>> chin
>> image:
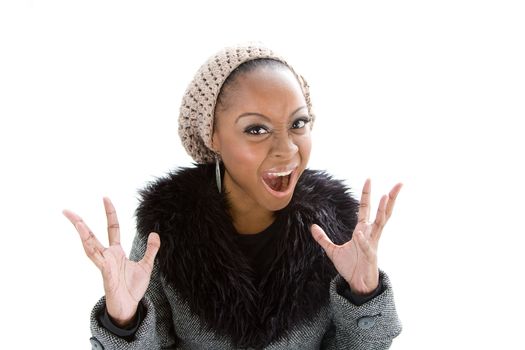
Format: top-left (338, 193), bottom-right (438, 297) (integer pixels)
top-left (262, 193), bottom-right (294, 212)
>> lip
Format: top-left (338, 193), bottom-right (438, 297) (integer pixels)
top-left (262, 163), bottom-right (299, 176)
top-left (261, 166), bottom-right (299, 199)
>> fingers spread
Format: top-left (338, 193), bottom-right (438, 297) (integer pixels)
top-left (358, 178), bottom-right (371, 224)
top-left (103, 197), bottom-right (121, 246)
top-left (140, 232), bottom-right (161, 271)
top-left (386, 182), bottom-right (403, 221)
top-left (310, 224), bottom-right (337, 260)
top-left (63, 210), bottom-right (105, 268)
top-left (371, 194), bottom-right (388, 242)
top-left (63, 210), bottom-right (103, 248)
top-left (63, 209), bottom-right (81, 227)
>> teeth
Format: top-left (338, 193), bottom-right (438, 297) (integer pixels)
top-left (267, 169), bottom-right (293, 177)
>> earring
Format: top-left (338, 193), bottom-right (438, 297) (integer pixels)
top-left (215, 154), bottom-right (222, 193)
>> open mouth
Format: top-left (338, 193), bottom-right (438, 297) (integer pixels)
top-left (262, 172), bottom-right (291, 192)
top-left (261, 168), bottom-right (296, 194)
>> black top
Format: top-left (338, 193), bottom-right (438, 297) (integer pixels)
top-left (232, 215), bottom-right (284, 284)
top-left (99, 217), bottom-right (384, 339)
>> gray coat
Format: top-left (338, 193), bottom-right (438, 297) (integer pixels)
top-left (88, 165), bottom-right (402, 349)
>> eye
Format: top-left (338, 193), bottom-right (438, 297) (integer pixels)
top-left (291, 117), bottom-right (311, 129)
top-left (244, 125), bottom-right (270, 135)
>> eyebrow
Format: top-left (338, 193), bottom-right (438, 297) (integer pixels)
top-left (235, 106), bottom-right (308, 124)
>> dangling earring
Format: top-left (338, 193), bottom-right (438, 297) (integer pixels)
top-left (215, 154), bottom-right (222, 193)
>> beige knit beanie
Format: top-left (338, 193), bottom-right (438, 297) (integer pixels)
top-left (178, 43), bottom-right (314, 164)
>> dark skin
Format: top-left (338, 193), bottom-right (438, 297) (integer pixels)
top-left (212, 65), bottom-right (312, 234)
top-left (62, 64), bottom-right (402, 328)
top-left (213, 65), bottom-right (403, 294)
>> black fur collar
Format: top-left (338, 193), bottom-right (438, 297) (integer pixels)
top-left (135, 164), bottom-right (358, 348)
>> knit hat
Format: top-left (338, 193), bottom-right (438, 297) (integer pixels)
top-left (178, 43), bottom-right (314, 164)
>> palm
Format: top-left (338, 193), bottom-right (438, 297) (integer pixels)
top-left (311, 179), bottom-right (402, 295)
top-left (326, 222), bottom-right (374, 292)
top-left (99, 245), bottom-right (152, 319)
top-left (63, 197), bottom-right (160, 326)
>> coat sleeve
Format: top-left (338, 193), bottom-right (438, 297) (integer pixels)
top-left (321, 270), bottom-right (402, 350)
top-left (88, 233), bottom-right (178, 350)
top-left (308, 172), bottom-right (402, 349)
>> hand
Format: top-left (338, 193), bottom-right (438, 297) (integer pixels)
top-left (63, 197), bottom-right (160, 327)
top-left (311, 179), bottom-right (402, 295)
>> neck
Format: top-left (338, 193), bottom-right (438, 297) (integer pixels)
top-left (223, 171), bottom-right (275, 234)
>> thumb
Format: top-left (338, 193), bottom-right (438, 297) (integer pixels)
top-left (140, 232), bottom-right (161, 270)
top-left (310, 224), bottom-right (336, 259)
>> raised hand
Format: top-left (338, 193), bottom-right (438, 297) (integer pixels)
top-left (63, 197), bottom-right (160, 327)
top-left (311, 179), bottom-right (402, 295)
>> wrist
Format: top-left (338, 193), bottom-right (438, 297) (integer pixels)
top-left (106, 301), bottom-right (139, 328)
top-left (348, 280), bottom-right (379, 296)
top-left (339, 274), bottom-right (384, 306)
top-left (345, 271), bottom-right (379, 295)
top-left (100, 302), bottom-right (144, 338)
top-left (108, 311), bottom-right (137, 329)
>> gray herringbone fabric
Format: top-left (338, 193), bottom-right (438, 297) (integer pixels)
top-left (89, 233), bottom-right (402, 349)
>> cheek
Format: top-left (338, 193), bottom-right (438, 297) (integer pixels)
top-left (221, 139), bottom-right (268, 174)
top-left (296, 132), bottom-right (312, 160)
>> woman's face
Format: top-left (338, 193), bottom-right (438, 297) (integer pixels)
top-left (212, 65), bottom-right (312, 213)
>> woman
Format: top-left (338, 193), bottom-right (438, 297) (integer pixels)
top-left (64, 43), bottom-right (402, 349)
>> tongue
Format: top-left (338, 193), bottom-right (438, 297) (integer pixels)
top-left (267, 176), bottom-right (283, 191)
top-left (265, 175), bottom-right (290, 192)
top-left (281, 174), bottom-right (290, 190)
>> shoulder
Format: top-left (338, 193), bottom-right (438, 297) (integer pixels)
top-left (134, 163), bottom-right (218, 237)
top-left (289, 169), bottom-right (360, 243)
top-left (137, 164), bottom-right (214, 201)
top-left (293, 168), bottom-right (359, 214)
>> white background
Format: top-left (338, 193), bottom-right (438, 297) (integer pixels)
top-left (1, 1), bottom-right (524, 348)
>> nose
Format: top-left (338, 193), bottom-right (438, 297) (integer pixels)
top-left (271, 132), bottom-right (298, 159)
